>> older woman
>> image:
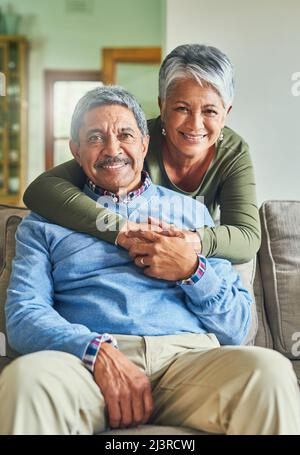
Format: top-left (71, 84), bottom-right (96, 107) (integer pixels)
top-left (23, 44), bottom-right (260, 263)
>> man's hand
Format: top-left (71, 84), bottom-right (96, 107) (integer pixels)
top-left (93, 343), bottom-right (153, 429)
top-left (127, 230), bottom-right (199, 281)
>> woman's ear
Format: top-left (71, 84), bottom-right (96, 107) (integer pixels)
top-left (69, 140), bottom-right (81, 166)
top-left (221, 105), bottom-right (232, 128)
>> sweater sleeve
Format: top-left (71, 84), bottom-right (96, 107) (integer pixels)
top-left (201, 143), bottom-right (261, 264)
top-left (5, 216), bottom-right (101, 359)
top-left (180, 257), bottom-right (252, 345)
top-left (23, 160), bottom-right (126, 244)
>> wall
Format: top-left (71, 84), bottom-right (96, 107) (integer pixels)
top-left (0, 0), bottom-right (164, 183)
top-left (166, 0), bottom-right (300, 204)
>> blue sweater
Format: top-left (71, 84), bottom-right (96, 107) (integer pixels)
top-left (6, 182), bottom-right (252, 360)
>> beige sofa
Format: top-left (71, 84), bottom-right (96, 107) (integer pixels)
top-left (0, 200), bottom-right (299, 435)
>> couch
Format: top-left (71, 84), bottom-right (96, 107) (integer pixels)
top-left (0, 200), bottom-right (299, 435)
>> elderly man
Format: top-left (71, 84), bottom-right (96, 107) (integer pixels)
top-left (1, 87), bottom-right (299, 435)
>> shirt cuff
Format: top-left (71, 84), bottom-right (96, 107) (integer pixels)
top-left (83, 333), bottom-right (118, 373)
top-left (177, 255), bottom-right (207, 285)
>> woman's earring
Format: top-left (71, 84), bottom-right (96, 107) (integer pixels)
top-left (219, 130), bottom-right (224, 142)
top-left (162, 127), bottom-right (166, 136)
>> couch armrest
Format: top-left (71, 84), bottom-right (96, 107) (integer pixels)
top-left (258, 200), bottom-right (300, 359)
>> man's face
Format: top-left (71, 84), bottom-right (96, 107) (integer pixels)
top-left (70, 104), bottom-right (149, 194)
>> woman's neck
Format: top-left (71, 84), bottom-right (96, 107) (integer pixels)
top-left (162, 138), bottom-right (215, 169)
top-left (162, 139), bottom-right (215, 191)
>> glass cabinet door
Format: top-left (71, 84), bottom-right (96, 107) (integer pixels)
top-left (0, 132), bottom-right (4, 193)
top-left (0, 37), bottom-right (27, 204)
top-left (7, 41), bottom-right (21, 194)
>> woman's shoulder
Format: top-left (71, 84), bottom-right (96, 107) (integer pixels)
top-left (216, 127), bottom-right (253, 179)
top-left (221, 126), bottom-right (249, 154)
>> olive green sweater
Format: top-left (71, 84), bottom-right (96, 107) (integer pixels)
top-left (23, 117), bottom-right (261, 263)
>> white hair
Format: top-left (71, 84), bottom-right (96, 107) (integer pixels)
top-left (159, 44), bottom-right (235, 108)
top-left (70, 85), bottom-right (148, 145)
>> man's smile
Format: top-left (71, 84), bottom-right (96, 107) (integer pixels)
top-left (99, 163), bottom-right (129, 170)
top-left (94, 157), bottom-right (132, 171)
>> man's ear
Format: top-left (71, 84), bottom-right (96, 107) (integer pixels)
top-left (69, 140), bottom-right (81, 166)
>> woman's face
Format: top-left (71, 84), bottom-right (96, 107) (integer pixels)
top-left (160, 78), bottom-right (230, 158)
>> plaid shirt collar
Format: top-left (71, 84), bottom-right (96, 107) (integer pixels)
top-left (87, 171), bottom-right (151, 203)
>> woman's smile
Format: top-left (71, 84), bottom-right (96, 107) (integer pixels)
top-left (179, 131), bottom-right (208, 144)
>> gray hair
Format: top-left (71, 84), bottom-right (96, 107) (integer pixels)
top-left (70, 85), bottom-right (148, 145)
top-left (159, 44), bottom-right (235, 108)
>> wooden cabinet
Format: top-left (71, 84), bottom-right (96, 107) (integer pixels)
top-left (0, 36), bottom-right (27, 205)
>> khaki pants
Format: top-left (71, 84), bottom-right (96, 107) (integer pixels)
top-left (0, 333), bottom-right (299, 435)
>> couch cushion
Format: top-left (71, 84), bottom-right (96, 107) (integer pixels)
top-left (253, 259), bottom-right (273, 348)
top-left (0, 205), bottom-right (29, 360)
top-left (233, 259), bottom-right (258, 345)
top-left (258, 201), bottom-right (300, 360)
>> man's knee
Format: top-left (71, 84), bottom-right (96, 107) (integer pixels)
top-left (2, 354), bottom-right (38, 395)
top-left (0, 351), bottom-right (94, 434)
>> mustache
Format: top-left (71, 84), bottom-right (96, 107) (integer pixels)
top-left (94, 156), bottom-right (133, 169)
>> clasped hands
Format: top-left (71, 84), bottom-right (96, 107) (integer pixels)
top-left (117, 217), bottom-right (202, 281)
